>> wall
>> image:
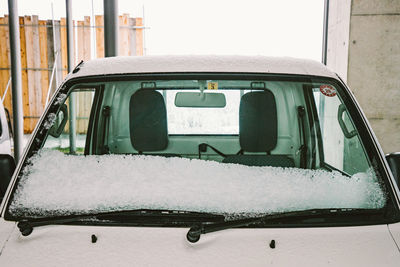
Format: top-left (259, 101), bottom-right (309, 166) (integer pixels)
top-left (327, 0), bottom-right (400, 153)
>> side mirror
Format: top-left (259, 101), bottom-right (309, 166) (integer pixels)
top-left (49, 104), bottom-right (68, 138)
top-left (4, 108), bottom-right (13, 138)
top-left (386, 152), bottom-right (400, 187)
top-left (0, 154), bottom-right (16, 199)
top-left (337, 104), bottom-right (357, 138)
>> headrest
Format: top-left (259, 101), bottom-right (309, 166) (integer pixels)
top-left (129, 90), bottom-right (168, 151)
top-left (239, 90), bottom-right (277, 152)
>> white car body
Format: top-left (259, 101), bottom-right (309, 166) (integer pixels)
top-left (0, 56), bottom-right (399, 266)
top-left (0, 218), bottom-right (399, 266)
top-left (0, 99), bottom-right (11, 156)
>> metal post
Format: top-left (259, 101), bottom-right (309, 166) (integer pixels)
top-left (66, 0), bottom-right (76, 154)
top-left (322, 0), bottom-right (329, 65)
top-left (103, 0), bottom-right (119, 57)
top-left (7, 0), bottom-right (24, 162)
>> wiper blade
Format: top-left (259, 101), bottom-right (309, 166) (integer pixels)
top-left (17, 209), bottom-right (224, 236)
top-left (322, 162), bottom-right (351, 177)
top-left (186, 208), bottom-right (381, 243)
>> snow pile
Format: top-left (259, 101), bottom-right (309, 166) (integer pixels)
top-left (70, 55), bottom-right (337, 79)
top-left (10, 150), bottom-right (386, 217)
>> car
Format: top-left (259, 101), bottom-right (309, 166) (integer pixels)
top-left (0, 98), bottom-right (14, 200)
top-left (0, 55), bottom-right (399, 266)
top-left (0, 98), bottom-right (12, 156)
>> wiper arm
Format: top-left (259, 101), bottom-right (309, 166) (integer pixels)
top-left (17, 209), bottom-right (225, 236)
top-left (322, 162), bottom-right (351, 177)
top-left (186, 208), bottom-right (380, 243)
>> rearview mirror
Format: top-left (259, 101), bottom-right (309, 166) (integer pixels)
top-left (0, 154), bottom-right (16, 199)
top-left (175, 92), bottom-right (226, 108)
top-left (386, 152), bottom-right (400, 187)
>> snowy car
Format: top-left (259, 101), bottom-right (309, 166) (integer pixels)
top-left (0, 55), bottom-right (399, 266)
top-left (0, 99), bottom-right (11, 156)
top-left (0, 98), bottom-right (13, 200)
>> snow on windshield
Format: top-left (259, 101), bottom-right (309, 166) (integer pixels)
top-left (9, 150), bottom-right (386, 217)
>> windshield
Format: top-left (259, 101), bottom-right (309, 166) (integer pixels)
top-left (7, 75), bottom-right (388, 222)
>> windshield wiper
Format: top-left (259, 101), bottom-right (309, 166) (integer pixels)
top-left (17, 209), bottom-right (225, 236)
top-left (186, 208), bottom-right (381, 243)
top-left (322, 162), bottom-right (350, 177)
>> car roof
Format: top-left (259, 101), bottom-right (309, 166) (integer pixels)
top-left (65, 55), bottom-right (338, 81)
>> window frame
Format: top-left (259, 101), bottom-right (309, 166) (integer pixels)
top-left (3, 72), bottom-right (399, 222)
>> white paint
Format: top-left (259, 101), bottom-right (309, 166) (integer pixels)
top-left (0, 99), bottom-right (11, 156)
top-left (67, 55), bottom-right (338, 81)
top-left (388, 222), bottom-right (400, 250)
top-left (0, 220), bottom-right (398, 266)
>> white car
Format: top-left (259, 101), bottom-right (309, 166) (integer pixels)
top-left (0, 55), bottom-right (399, 266)
top-left (0, 99), bottom-right (11, 156)
top-left (0, 98), bottom-right (13, 200)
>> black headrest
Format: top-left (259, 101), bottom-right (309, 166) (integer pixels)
top-left (239, 90), bottom-right (277, 152)
top-left (129, 90), bottom-right (168, 151)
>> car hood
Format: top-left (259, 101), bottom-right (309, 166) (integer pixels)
top-left (0, 220), bottom-right (399, 266)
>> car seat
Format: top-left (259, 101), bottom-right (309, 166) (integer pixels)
top-left (129, 89), bottom-right (169, 153)
top-left (222, 90), bottom-right (294, 167)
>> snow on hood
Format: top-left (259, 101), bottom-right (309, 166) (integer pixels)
top-left (9, 150), bottom-right (385, 217)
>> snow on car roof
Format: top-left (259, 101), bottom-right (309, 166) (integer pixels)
top-left (66, 55), bottom-right (338, 80)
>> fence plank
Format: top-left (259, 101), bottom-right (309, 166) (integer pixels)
top-left (75, 17), bottom-right (92, 134)
top-left (20, 16), bottom-right (30, 133)
top-left (24, 15), bottom-right (42, 132)
top-left (77, 21), bottom-right (84, 62)
top-left (0, 18), bottom-right (6, 95)
top-left (134, 18), bottom-right (144, 56)
top-left (39, 20), bottom-right (49, 108)
top-left (83, 17), bottom-right (92, 133)
top-left (46, 19), bottom-right (55, 105)
top-left (76, 20), bottom-right (84, 132)
top-left (83, 16), bottom-right (91, 60)
top-left (95, 15), bottom-right (104, 58)
top-left (73, 20), bottom-right (77, 65)
top-left (2, 16), bottom-right (12, 114)
top-left (60, 18), bottom-right (68, 79)
top-left (3, 16), bottom-right (12, 115)
top-left (53, 20), bottom-right (63, 90)
top-left (128, 17), bottom-right (136, 56)
top-left (19, 17), bottom-right (29, 132)
top-left (24, 16), bottom-right (34, 131)
top-left (119, 14), bottom-right (129, 56)
top-left (32, 16), bottom-right (42, 127)
top-left (0, 17), bottom-right (11, 115)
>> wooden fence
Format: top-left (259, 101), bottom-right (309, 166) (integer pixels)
top-left (0, 14), bottom-right (144, 133)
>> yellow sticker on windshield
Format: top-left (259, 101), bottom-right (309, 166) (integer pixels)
top-left (207, 82), bottom-right (218, 90)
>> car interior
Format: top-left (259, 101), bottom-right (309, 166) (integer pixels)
top-left (42, 77), bottom-right (370, 175)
